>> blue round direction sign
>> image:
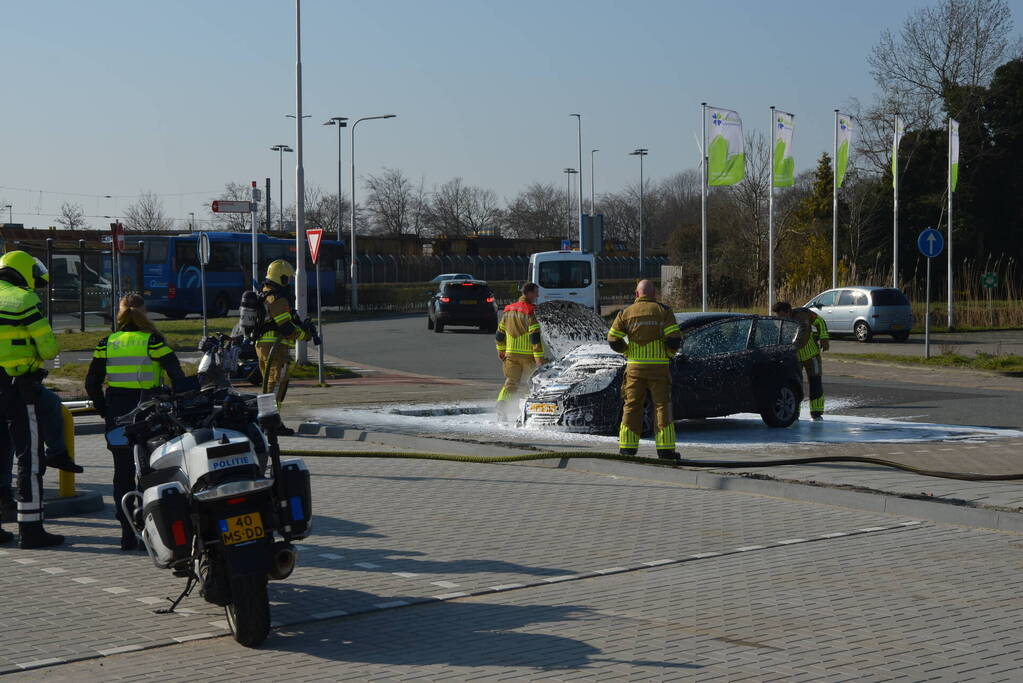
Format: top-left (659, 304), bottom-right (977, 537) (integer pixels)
top-left (917, 228), bottom-right (944, 258)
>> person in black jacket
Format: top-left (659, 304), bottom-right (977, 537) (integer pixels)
top-left (85, 294), bottom-right (186, 550)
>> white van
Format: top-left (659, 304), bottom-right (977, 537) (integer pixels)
top-left (528, 251), bottom-right (598, 311)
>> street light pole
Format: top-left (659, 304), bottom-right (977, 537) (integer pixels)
top-left (269, 145), bottom-right (293, 230)
top-left (188, 212), bottom-right (194, 233)
top-left (294, 0), bottom-right (308, 364)
top-left (630, 149), bottom-right (648, 277)
top-left (349, 114), bottom-right (397, 312)
top-left (562, 168), bottom-right (577, 243)
top-left (2, 204), bottom-right (11, 223)
top-left (590, 149), bottom-right (599, 214)
top-left (324, 117), bottom-right (349, 243)
top-left (570, 114), bottom-right (583, 243)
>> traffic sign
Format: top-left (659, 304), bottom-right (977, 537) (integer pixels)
top-left (560, 239), bottom-right (572, 251)
top-left (307, 228), bottom-right (323, 264)
top-left (981, 272), bottom-right (998, 289)
top-left (211, 200), bottom-right (252, 213)
top-left (917, 228), bottom-right (944, 258)
top-left (198, 232), bottom-right (211, 266)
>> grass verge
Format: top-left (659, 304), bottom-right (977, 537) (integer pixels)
top-left (831, 351), bottom-right (1023, 375)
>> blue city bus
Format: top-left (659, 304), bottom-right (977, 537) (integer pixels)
top-left (133, 232), bottom-right (345, 318)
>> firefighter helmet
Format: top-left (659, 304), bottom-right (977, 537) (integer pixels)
top-left (265, 259), bottom-right (295, 287)
top-left (0, 250), bottom-right (49, 289)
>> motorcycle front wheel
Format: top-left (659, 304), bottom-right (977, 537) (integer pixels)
top-left (225, 573), bottom-right (270, 647)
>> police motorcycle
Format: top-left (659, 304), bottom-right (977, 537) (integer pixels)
top-left (117, 335), bottom-right (312, 648)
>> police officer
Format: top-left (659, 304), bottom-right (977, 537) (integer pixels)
top-left (607, 280), bottom-right (682, 459)
top-left (85, 294), bottom-right (185, 550)
top-left (772, 301), bottom-right (829, 420)
top-left (255, 260), bottom-right (311, 436)
top-left (0, 250), bottom-right (67, 547)
top-left (495, 283), bottom-right (544, 420)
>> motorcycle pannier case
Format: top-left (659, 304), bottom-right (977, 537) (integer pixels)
top-left (141, 482), bottom-right (194, 568)
top-left (277, 458), bottom-right (312, 540)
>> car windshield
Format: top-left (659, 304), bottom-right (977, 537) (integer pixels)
top-left (871, 289), bottom-right (910, 306)
top-left (538, 260), bottom-right (592, 289)
top-left (682, 318), bottom-right (753, 357)
top-left (442, 283), bottom-right (490, 300)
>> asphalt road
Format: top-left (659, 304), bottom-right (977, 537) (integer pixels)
top-left (323, 313), bottom-right (1023, 429)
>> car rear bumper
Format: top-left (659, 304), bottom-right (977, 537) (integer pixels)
top-left (436, 310), bottom-right (497, 325)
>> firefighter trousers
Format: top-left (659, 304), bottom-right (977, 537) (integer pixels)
top-left (619, 366), bottom-right (675, 454)
top-left (256, 342), bottom-right (292, 405)
top-left (496, 354), bottom-right (535, 410)
top-left (801, 355), bottom-right (824, 414)
top-left (1, 379), bottom-right (48, 524)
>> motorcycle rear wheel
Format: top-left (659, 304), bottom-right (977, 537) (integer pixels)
top-left (225, 573), bottom-right (271, 647)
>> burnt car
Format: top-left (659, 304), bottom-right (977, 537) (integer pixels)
top-left (427, 279), bottom-right (498, 333)
top-left (523, 304), bottom-right (804, 434)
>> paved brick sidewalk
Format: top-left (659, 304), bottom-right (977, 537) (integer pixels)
top-left (12, 508), bottom-right (1023, 680)
top-left (1, 432), bottom-right (923, 675)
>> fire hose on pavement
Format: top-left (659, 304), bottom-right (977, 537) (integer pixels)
top-left (277, 448), bottom-right (1023, 483)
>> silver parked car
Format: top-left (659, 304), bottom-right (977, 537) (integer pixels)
top-left (804, 287), bottom-right (913, 342)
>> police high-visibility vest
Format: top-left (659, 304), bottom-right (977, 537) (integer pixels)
top-left (95, 331), bottom-right (173, 389)
top-left (0, 280), bottom-right (59, 377)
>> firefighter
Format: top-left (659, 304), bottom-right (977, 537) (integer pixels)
top-left (607, 280), bottom-right (682, 459)
top-left (772, 301), bottom-right (829, 420)
top-left (0, 250), bottom-right (69, 547)
top-left (255, 260), bottom-right (312, 436)
top-left (85, 294), bottom-right (186, 550)
top-left (495, 282), bottom-right (544, 420)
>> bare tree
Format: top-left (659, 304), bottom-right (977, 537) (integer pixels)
top-left (505, 182), bottom-right (565, 239)
top-left (56, 201), bottom-right (88, 230)
top-left (123, 191), bottom-right (172, 232)
top-left (461, 186), bottom-right (502, 236)
top-left (869, 0), bottom-right (1021, 127)
top-left (364, 168), bottom-right (413, 237)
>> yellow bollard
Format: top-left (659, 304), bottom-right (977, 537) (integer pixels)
top-left (58, 405), bottom-right (76, 498)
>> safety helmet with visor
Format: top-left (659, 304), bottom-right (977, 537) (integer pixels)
top-left (0, 250), bottom-right (49, 290)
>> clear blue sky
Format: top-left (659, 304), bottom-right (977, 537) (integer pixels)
top-left (2, 0), bottom-right (1016, 229)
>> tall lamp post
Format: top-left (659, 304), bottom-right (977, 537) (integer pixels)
top-left (2, 204), bottom-right (11, 223)
top-left (570, 114), bottom-right (583, 241)
top-left (349, 114), bottom-right (397, 312)
top-left (589, 149), bottom-right (599, 214)
top-left (562, 168), bottom-right (578, 242)
top-left (269, 144), bottom-right (293, 230)
top-left (323, 116), bottom-right (349, 242)
top-left (630, 148), bottom-right (648, 277)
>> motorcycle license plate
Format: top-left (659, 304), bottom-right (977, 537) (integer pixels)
top-left (528, 402), bottom-right (559, 414)
top-left (220, 512), bottom-right (265, 546)
top-left (461, 299), bottom-right (477, 305)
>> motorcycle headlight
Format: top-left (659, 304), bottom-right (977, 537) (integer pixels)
top-left (256, 393), bottom-right (278, 419)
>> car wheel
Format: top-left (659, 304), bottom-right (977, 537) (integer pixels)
top-left (759, 382), bottom-right (799, 428)
top-left (892, 331), bottom-right (910, 342)
top-left (854, 321), bottom-right (873, 343)
top-left (427, 315), bottom-right (434, 330)
top-left (434, 321), bottom-right (444, 333)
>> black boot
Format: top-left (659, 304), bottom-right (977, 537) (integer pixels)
top-left (657, 450), bottom-right (682, 461)
top-left (275, 424), bottom-right (295, 437)
top-left (0, 495), bottom-right (14, 523)
top-left (18, 522), bottom-right (64, 549)
top-left (120, 527), bottom-right (138, 551)
top-left (45, 451), bottom-right (84, 474)
top-left (619, 448), bottom-right (637, 456)
top-left (0, 526), bottom-right (13, 545)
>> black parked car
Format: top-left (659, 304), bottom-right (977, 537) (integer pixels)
top-left (523, 306), bottom-right (804, 434)
top-left (427, 279), bottom-right (498, 333)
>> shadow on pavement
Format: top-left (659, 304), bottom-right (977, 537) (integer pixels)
top-left (266, 590), bottom-right (703, 673)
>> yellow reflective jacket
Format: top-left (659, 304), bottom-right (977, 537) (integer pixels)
top-left (495, 297), bottom-right (543, 359)
top-left (607, 297), bottom-right (681, 366)
top-left (791, 308), bottom-right (829, 362)
top-left (0, 280), bottom-right (58, 376)
top-left (257, 282), bottom-right (310, 349)
top-left (93, 330), bottom-right (175, 389)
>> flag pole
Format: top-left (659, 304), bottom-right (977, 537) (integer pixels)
top-left (768, 106), bottom-right (775, 314)
top-left (832, 109), bottom-right (839, 290)
top-left (893, 113), bottom-right (900, 289)
top-left (701, 102), bottom-right (708, 312)
top-left (947, 118), bottom-right (954, 330)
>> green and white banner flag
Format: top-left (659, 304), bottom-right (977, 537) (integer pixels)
top-left (772, 110), bottom-right (795, 188)
top-left (835, 114), bottom-right (853, 189)
top-left (706, 107), bottom-right (745, 186)
top-left (949, 118), bottom-right (960, 193)
top-left (891, 115), bottom-right (904, 188)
